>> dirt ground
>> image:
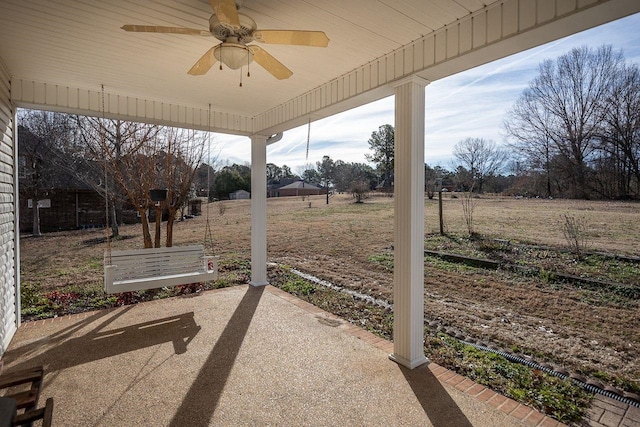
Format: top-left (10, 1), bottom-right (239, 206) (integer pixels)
top-left (19, 193), bottom-right (640, 390)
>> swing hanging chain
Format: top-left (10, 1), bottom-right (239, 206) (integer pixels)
top-left (203, 104), bottom-right (215, 254)
top-left (101, 84), bottom-right (112, 265)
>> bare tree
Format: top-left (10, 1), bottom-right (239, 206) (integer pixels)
top-left (504, 45), bottom-right (624, 198)
top-left (162, 127), bottom-right (205, 247)
top-left (598, 62), bottom-right (640, 198)
top-left (452, 138), bottom-right (509, 193)
top-left (73, 117), bottom-right (160, 246)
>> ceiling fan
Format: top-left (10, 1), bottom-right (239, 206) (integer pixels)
top-left (121, 0), bottom-right (329, 82)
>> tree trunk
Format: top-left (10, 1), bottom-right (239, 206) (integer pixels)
top-left (139, 208), bottom-right (153, 248)
top-left (154, 206), bottom-right (162, 248)
top-left (110, 200), bottom-right (119, 238)
top-left (32, 201), bottom-right (41, 237)
top-left (165, 210), bottom-right (176, 247)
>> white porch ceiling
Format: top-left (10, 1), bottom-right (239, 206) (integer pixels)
top-left (1, 0), bottom-right (639, 136)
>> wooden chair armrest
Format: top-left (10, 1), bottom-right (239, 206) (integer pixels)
top-left (0, 367), bottom-right (43, 390)
top-left (12, 397), bottom-right (53, 427)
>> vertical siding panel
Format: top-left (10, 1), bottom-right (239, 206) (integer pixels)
top-left (57, 85), bottom-right (68, 109)
top-left (519, 0), bottom-right (537, 30)
top-left (69, 87), bottom-right (79, 109)
top-left (370, 62), bottom-right (379, 88)
top-left (45, 84), bottom-right (56, 106)
top-left (557, 0), bottom-right (577, 16)
top-left (434, 31), bottom-right (446, 63)
top-left (446, 26), bottom-right (459, 59)
top-left (89, 89), bottom-right (100, 112)
top-left (394, 51), bottom-right (404, 80)
top-left (22, 81), bottom-right (34, 104)
top-left (0, 59), bottom-right (17, 356)
top-left (350, 71), bottom-right (357, 97)
top-left (387, 54), bottom-right (395, 82)
top-left (459, 19), bottom-right (472, 54)
top-left (487, 5), bottom-right (502, 43)
top-left (502, 1), bottom-right (518, 37)
top-left (33, 82), bottom-right (45, 104)
top-left (413, 40), bottom-right (424, 71)
top-left (423, 35), bottom-right (435, 67)
top-left (472, 13), bottom-right (487, 49)
top-left (363, 64), bottom-right (371, 92)
top-left (377, 59), bottom-right (386, 86)
top-left (537, 0), bottom-right (557, 23)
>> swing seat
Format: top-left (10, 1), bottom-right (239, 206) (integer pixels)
top-left (104, 245), bottom-right (217, 294)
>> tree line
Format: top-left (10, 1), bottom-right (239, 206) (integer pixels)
top-left (504, 45), bottom-right (640, 199)
top-left (373, 44), bottom-right (640, 200)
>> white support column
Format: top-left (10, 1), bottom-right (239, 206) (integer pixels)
top-left (250, 134), bottom-right (268, 286)
top-left (389, 76), bottom-right (429, 369)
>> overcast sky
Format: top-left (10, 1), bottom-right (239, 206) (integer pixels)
top-left (211, 12), bottom-right (640, 173)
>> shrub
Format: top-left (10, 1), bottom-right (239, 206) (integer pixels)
top-left (560, 213), bottom-right (589, 258)
top-left (350, 181), bottom-right (370, 203)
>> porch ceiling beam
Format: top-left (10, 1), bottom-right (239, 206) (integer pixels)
top-left (10, 79), bottom-right (254, 136)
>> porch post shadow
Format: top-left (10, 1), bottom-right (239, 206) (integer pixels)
top-left (400, 364), bottom-right (473, 427)
top-left (169, 285), bottom-right (264, 427)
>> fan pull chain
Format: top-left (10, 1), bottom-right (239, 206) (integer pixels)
top-left (240, 69), bottom-right (243, 87)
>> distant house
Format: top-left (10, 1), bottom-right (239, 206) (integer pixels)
top-left (229, 189), bottom-right (250, 200)
top-left (267, 177), bottom-right (297, 197)
top-left (271, 180), bottom-right (326, 197)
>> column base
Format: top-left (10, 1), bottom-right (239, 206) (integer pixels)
top-left (250, 281), bottom-right (268, 287)
top-left (389, 353), bottom-right (429, 369)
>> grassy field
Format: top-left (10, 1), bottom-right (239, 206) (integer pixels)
top-left (19, 193), bottom-right (640, 400)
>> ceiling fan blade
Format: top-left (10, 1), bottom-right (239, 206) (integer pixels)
top-left (209, 0), bottom-right (241, 30)
top-left (121, 25), bottom-right (210, 36)
top-left (188, 47), bottom-right (218, 75)
top-left (253, 30), bottom-right (329, 47)
top-left (249, 46), bottom-right (293, 80)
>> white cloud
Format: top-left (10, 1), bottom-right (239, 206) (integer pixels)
top-left (213, 12), bottom-right (640, 171)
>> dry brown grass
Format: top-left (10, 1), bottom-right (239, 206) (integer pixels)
top-left (19, 193), bottom-right (640, 389)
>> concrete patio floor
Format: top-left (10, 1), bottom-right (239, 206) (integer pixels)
top-left (2, 285), bottom-right (563, 426)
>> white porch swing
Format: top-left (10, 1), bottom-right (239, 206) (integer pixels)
top-left (102, 94), bottom-right (218, 294)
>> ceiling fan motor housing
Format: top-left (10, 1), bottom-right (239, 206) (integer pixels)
top-left (209, 13), bottom-right (256, 43)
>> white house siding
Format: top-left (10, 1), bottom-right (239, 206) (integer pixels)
top-left (0, 59), bottom-right (17, 356)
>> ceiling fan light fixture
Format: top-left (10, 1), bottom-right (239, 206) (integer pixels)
top-left (214, 43), bottom-right (254, 70)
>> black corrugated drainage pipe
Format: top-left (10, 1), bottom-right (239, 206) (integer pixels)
top-left (284, 265), bottom-right (640, 408)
